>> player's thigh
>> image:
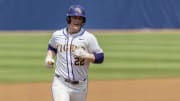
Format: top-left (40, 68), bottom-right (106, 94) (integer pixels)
top-left (52, 77), bottom-right (70, 101)
top-left (70, 89), bottom-right (87, 101)
top-left (52, 90), bottom-right (70, 101)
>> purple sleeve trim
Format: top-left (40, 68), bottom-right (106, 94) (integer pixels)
top-left (93, 53), bottom-right (104, 64)
top-left (48, 44), bottom-right (57, 54)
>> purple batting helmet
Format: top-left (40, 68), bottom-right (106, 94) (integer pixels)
top-left (66, 4), bottom-right (86, 24)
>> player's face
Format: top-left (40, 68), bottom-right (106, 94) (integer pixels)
top-left (68, 16), bottom-right (84, 34)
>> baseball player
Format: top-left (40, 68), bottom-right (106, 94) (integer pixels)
top-left (45, 4), bottom-right (104, 101)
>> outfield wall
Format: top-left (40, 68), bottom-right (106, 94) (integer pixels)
top-left (0, 0), bottom-right (180, 30)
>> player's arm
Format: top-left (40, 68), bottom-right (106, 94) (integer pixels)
top-left (88, 34), bottom-right (104, 64)
top-left (86, 53), bottom-right (95, 63)
top-left (80, 51), bottom-right (104, 63)
top-left (73, 35), bottom-right (104, 63)
top-left (47, 44), bottom-right (57, 57)
top-left (45, 44), bottom-right (57, 69)
top-left (73, 47), bottom-right (104, 63)
top-left (45, 31), bottom-right (58, 68)
top-left (92, 52), bottom-right (104, 64)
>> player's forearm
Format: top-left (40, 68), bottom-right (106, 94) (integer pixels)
top-left (47, 44), bottom-right (57, 58)
top-left (46, 50), bottom-right (56, 58)
top-left (87, 54), bottom-right (95, 63)
top-left (45, 50), bottom-right (56, 69)
top-left (87, 53), bottom-right (104, 63)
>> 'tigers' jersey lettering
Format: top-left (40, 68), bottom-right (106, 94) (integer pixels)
top-left (57, 43), bottom-right (85, 53)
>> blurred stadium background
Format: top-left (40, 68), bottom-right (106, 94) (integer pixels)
top-left (0, 0), bottom-right (180, 83)
top-left (1, 0), bottom-right (180, 30)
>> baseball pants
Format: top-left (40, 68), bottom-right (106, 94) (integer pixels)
top-left (52, 75), bottom-right (88, 101)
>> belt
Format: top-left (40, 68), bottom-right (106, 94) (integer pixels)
top-left (55, 74), bottom-right (79, 85)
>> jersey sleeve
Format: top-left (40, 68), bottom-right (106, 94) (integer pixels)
top-left (88, 34), bottom-right (104, 63)
top-left (47, 31), bottom-right (59, 53)
top-left (88, 34), bottom-right (103, 54)
top-left (49, 31), bottom-right (58, 49)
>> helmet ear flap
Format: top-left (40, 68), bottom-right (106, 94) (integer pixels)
top-left (83, 17), bottom-right (86, 24)
top-left (66, 16), bottom-right (71, 24)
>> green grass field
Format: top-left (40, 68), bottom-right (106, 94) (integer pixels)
top-left (0, 31), bottom-right (180, 83)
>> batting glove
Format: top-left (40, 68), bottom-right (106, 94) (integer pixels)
top-left (45, 56), bottom-right (55, 69)
top-left (73, 47), bottom-right (90, 59)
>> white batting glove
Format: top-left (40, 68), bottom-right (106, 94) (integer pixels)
top-left (73, 47), bottom-right (90, 59)
top-left (45, 56), bottom-right (55, 69)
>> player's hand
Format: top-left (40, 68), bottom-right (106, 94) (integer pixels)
top-left (45, 56), bottom-right (55, 69)
top-left (73, 47), bottom-right (90, 59)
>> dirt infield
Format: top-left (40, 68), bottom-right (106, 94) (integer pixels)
top-left (1, 78), bottom-right (180, 101)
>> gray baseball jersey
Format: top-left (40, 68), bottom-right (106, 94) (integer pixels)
top-left (49, 28), bottom-right (103, 81)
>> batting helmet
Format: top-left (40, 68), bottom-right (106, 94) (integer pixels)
top-left (66, 4), bottom-right (86, 24)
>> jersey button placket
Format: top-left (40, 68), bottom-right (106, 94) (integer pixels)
top-left (67, 37), bottom-right (75, 81)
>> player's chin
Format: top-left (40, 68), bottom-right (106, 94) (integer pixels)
top-left (73, 26), bottom-right (81, 31)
